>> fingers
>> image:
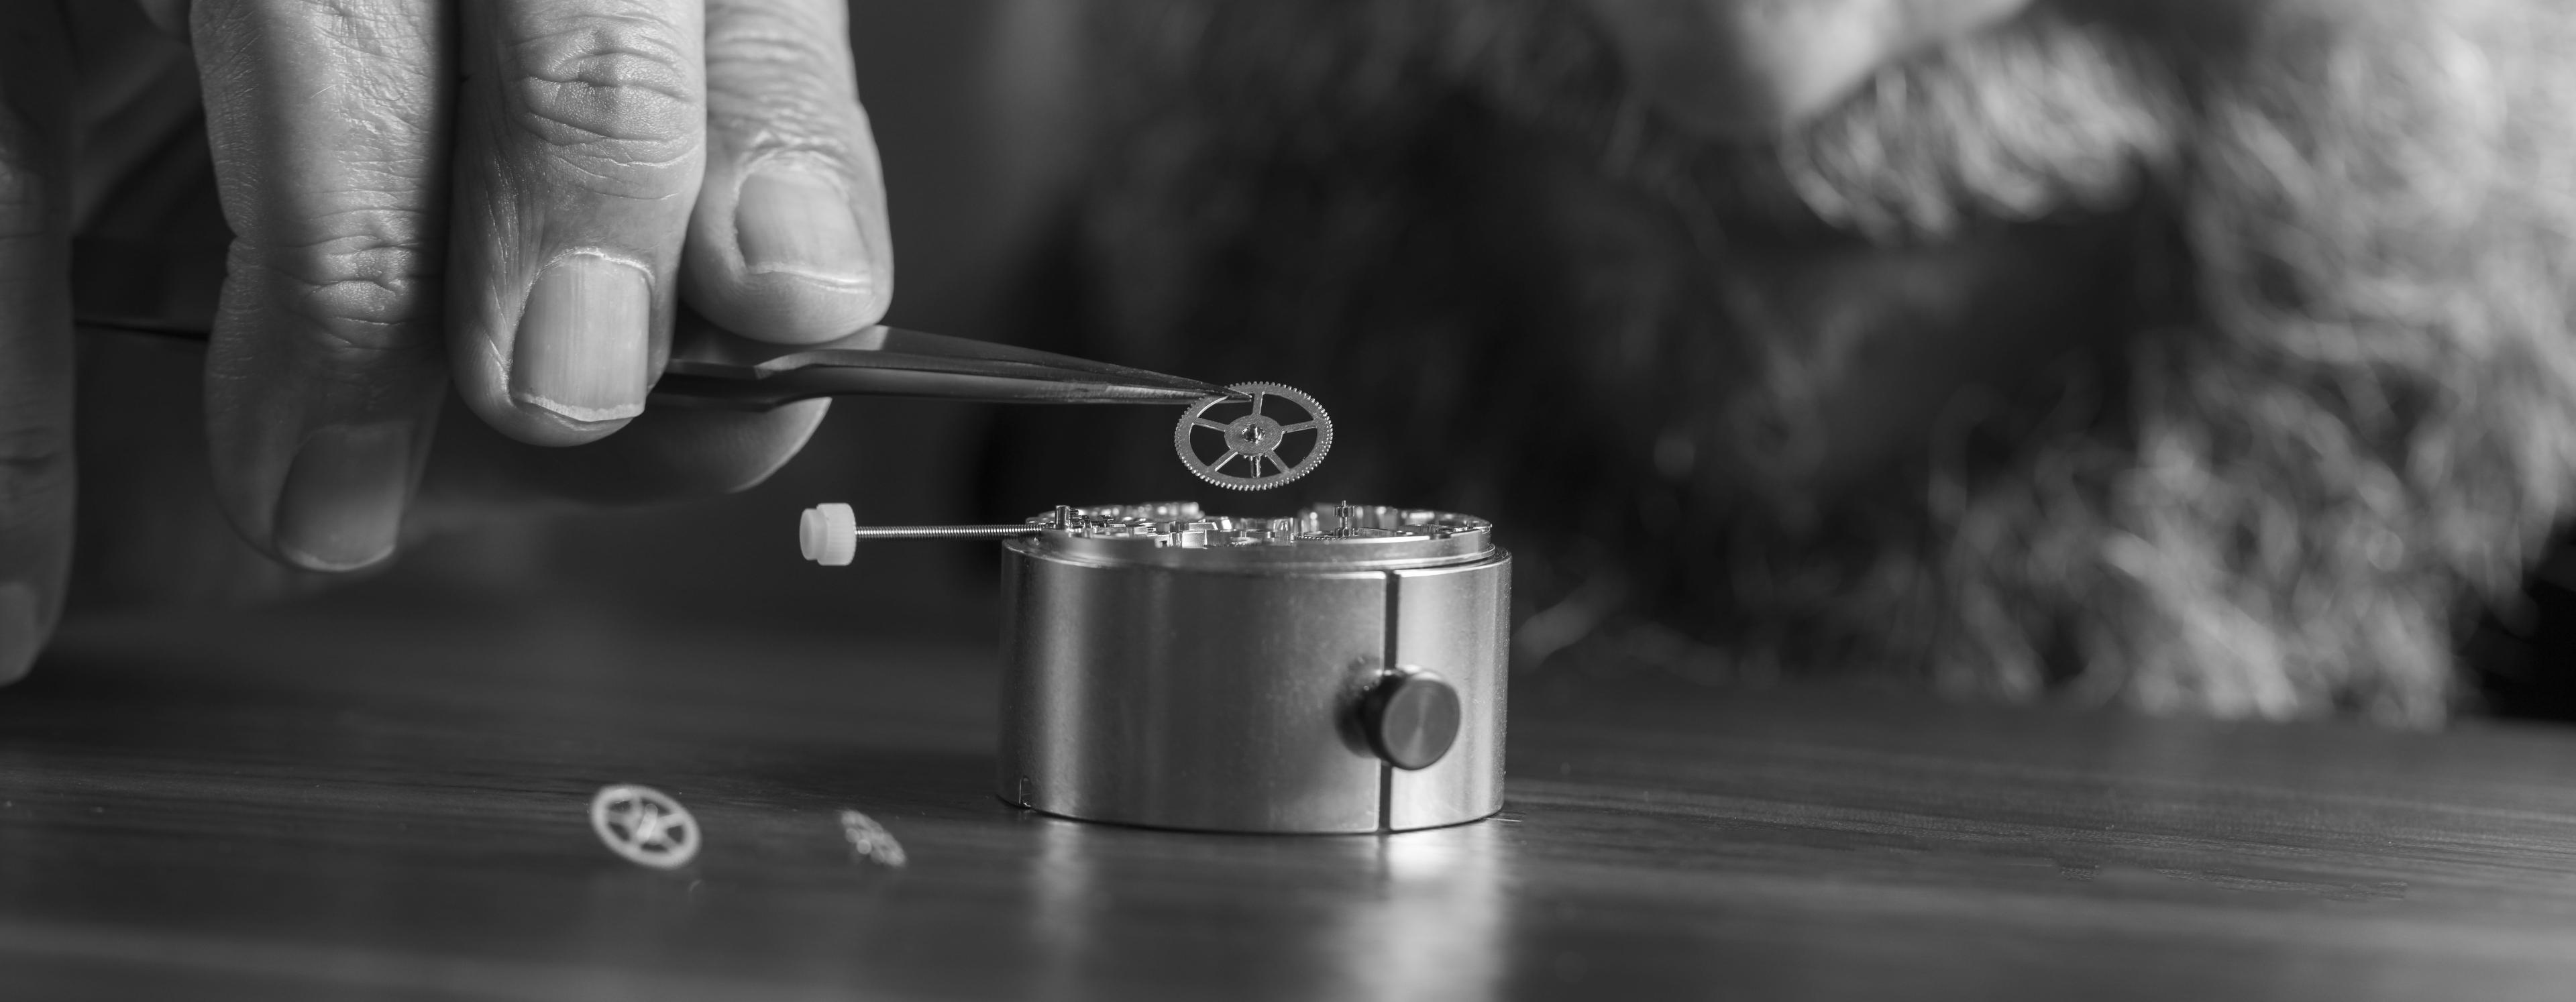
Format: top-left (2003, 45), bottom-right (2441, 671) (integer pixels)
top-left (0, 3), bottom-right (75, 681)
top-left (449, 0), bottom-right (708, 447)
top-left (420, 398), bottom-right (828, 509)
top-left (680, 0), bottom-right (891, 343)
top-left (193, 0), bottom-right (452, 571)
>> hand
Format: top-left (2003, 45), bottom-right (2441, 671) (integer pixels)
top-left (0, 0), bottom-right (895, 679)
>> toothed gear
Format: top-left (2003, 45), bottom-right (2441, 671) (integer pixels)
top-left (1173, 382), bottom-right (1334, 491)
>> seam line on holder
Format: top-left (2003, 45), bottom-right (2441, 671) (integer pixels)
top-left (1378, 569), bottom-right (1399, 833)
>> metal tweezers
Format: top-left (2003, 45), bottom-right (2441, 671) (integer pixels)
top-left (68, 237), bottom-right (1235, 410)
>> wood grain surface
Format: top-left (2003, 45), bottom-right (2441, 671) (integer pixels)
top-left (7, 604), bottom-right (2576, 1000)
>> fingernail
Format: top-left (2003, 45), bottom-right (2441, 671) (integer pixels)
top-left (736, 169), bottom-right (875, 291)
top-left (514, 254), bottom-right (653, 424)
top-left (274, 421), bottom-right (415, 572)
top-left (0, 581), bottom-right (44, 682)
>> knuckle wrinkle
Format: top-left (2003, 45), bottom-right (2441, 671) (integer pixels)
top-left (510, 19), bottom-right (704, 170)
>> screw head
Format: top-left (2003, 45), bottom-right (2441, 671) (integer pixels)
top-left (1360, 669), bottom-right (1463, 771)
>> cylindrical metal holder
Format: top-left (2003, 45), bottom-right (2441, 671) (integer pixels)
top-left (1000, 502), bottom-right (1510, 834)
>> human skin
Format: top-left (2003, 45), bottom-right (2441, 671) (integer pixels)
top-left (0, 0), bottom-right (896, 679)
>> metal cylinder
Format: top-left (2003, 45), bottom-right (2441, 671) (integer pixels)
top-left (998, 502), bottom-right (1510, 834)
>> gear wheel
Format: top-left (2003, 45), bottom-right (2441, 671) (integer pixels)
top-left (1173, 382), bottom-right (1334, 490)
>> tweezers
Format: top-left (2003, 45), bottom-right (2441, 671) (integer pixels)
top-left (68, 237), bottom-right (1234, 410)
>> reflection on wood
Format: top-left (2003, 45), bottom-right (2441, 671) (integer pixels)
top-left (4, 608), bottom-right (2576, 999)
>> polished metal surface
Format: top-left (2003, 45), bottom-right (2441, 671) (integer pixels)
top-left (1173, 384), bottom-right (1335, 490)
top-left (1357, 669), bottom-right (1463, 770)
top-left (656, 315), bottom-right (1235, 410)
top-left (1018, 501), bottom-right (1495, 571)
top-left (845, 524), bottom-right (1046, 540)
top-left (998, 502), bottom-right (1509, 834)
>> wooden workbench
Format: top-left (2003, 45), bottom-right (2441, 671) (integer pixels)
top-left (6, 604), bottom-right (2576, 999)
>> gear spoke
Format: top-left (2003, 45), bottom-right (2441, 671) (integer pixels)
top-left (590, 784), bottom-right (700, 870)
top-left (1174, 382), bottom-right (1334, 490)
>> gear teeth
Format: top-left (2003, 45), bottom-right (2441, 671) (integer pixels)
top-left (1173, 382), bottom-right (1334, 491)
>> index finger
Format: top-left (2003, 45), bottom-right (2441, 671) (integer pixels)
top-left (193, 0), bottom-right (453, 571)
